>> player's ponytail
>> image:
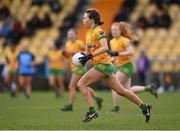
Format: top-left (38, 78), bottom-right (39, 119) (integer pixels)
top-left (119, 21), bottom-right (138, 41)
top-left (85, 8), bottom-right (104, 25)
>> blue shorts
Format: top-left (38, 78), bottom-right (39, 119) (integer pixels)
top-left (19, 73), bottom-right (33, 76)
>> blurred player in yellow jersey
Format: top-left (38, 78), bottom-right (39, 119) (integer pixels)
top-left (109, 22), bottom-right (158, 112)
top-left (47, 42), bottom-right (66, 98)
top-left (77, 9), bottom-right (152, 122)
top-left (5, 44), bottom-right (18, 97)
top-left (61, 28), bottom-right (103, 111)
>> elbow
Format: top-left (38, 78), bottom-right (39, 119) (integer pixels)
top-left (131, 49), bottom-right (135, 55)
top-left (103, 46), bottom-right (109, 52)
top-left (129, 48), bottom-right (134, 56)
top-left (130, 51), bottom-right (134, 56)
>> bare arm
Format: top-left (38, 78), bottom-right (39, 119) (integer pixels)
top-left (91, 38), bottom-right (108, 56)
top-left (84, 45), bottom-right (89, 54)
top-left (118, 45), bottom-right (134, 56)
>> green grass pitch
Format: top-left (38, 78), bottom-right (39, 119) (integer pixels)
top-left (0, 91), bottom-right (180, 130)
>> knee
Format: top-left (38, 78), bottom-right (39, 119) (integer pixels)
top-left (19, 82), bottom-right (23, 87)
top-left (19, 81), bottom-right (24, 87)
top-left (77, 80), bottom-right (83, 90)
top-left (120, 88), bottom-right (131, 96)
top-left (59, 82), bottom-right (64, 87)
top-left (77, 80), bottom-right (87, 94)
top-left (27, 82), bottom-right (32, 87)
top-left (69, 85), bottom-right (75, 91)
top-left (49, 81), bottom-right (55, 87)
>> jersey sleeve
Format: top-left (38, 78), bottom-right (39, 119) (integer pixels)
top-left (123, 38), bottom-right (131, 49)
top-left (95, 28), bottom-right (106, 40)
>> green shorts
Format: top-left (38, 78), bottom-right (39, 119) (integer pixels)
top-left (50, 69), bottom-right (66, 75)
top-left (94, 63), bottom-right (115, 77)
top-left (117, 62), bottom-right (134, 78)
top-left (72, 67), bottom-right (87, 76)
top-left (7, 70), bottom-right (17, 76)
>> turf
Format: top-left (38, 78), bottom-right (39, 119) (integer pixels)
top-left (0, 91), bottom-right (180, 130)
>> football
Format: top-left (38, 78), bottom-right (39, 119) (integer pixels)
top-left (72, 52), bottom-right (84, 67)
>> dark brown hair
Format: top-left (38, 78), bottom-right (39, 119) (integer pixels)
top-left (85, 8), bottom-right (104, 25)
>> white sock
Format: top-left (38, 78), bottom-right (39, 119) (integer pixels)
top-left (11, 82), bottom-right (16, 91)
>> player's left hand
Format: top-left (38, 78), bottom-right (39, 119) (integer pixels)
top-left (79, 53), bottom-right (93, 65)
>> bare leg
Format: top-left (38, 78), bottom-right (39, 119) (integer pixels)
top-left (25, 76), bottom-right (32, 97)
top-left (105, 74), bottom-right (143, 106)
top-left (49, 75), bottom-right (55, 89)
top-left (111, 72), bottom-right (128, 107)
top-left (19, 76), bottom-right (26, 92)
top-left (49, 75), bottom-right (59, 97)
top-left (13, 73), bottom-right (19, 96)
top-left (130, 86), bottom-right (145, 93)
top-left (4, 74), bottom-right (11, 89)
top-left (108, 74), bottom-right (152, 122)
top-left (19, 76), bottom-right (30, 100)
top-left (61, 74), bottom-right (82, 111)
top-left (61, 72), bottom-right (103, 111)
top-left (88, 87), bottom-right (96, 97)
top-left (89, 87), bottom-right (103, 110)
top-left (112, 90), bottom-right (119, 107)
top-left (78, 67), bottom-right (151, 122)
top-left (78, 67), bottom-right (143, 106)
top-left (57, 75), bottom-right (65, 96)
top-left (77, 67), bottom-right (106, 122)
top-left (77, 68), bottom-right (106, 107)
top-left (68, 74), bottom-right (81, 103)
top-left (111, 72), bottom-right (131, 110)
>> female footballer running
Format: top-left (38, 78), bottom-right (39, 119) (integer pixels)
top-left (61, 28), bottom-right (103, 111)
top-left (77, 8), bottom-right (152, 123)
top-left (110, 22), bottom-right (157, 112)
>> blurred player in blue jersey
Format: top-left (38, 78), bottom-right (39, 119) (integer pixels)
top-left (18, 42), bottom-right (35, 100)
